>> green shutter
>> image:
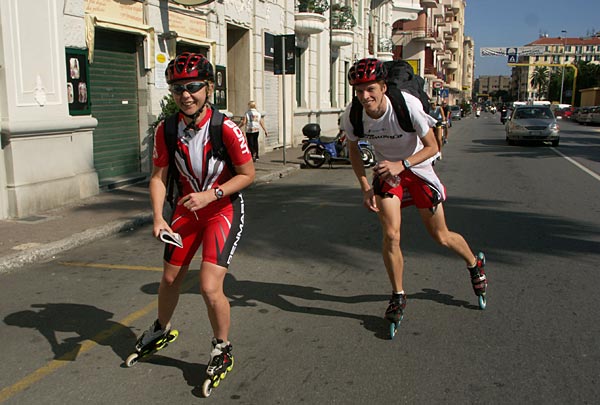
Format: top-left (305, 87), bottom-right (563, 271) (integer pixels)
top-left (89, 29), bottom-right (140, 182)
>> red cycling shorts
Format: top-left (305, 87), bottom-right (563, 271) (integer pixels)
top-left (372, 170), bottom-right (444, 209)
top-left (163, 194), bottom-right (244, 268)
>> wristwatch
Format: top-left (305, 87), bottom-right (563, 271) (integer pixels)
top-left (214, 187), bottom-right (224, 200)
top-left (402, 160), bottom-right (412, 169)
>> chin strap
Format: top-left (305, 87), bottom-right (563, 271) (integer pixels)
top-left (180, 102), bottom-right (209, 130)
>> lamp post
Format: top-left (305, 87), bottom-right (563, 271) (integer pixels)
top-left (560, 30), bottom-right (567, 104)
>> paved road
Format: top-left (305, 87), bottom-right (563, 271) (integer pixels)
top-left (1, 114), bottom-right (599, 404)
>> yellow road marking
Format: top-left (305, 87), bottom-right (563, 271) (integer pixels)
top-left (0, 263), bottom-right (199, 403)
top-left (59, 261), bottom-right (163, 271)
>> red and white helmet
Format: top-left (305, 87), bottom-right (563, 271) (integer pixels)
top-left (348, 58), bottom-right (386, 85)
top-left (165, 52), bottom-right (214, 84)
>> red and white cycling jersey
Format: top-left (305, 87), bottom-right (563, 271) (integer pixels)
top-left (153, 108), bottom-right (252, 200)
top-left (153, 109), bottom-right (252, 267)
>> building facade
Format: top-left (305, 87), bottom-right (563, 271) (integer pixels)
top-left (0, 0), bottom-right (470, 219)
top-left (512, 33), bottom-right (600, 103)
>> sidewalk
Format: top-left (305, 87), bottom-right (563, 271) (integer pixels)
top-left (0, 145), bottom-right (304, 273)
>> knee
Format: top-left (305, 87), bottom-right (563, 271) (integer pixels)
top-left (431, 231), bottom-right (451, 248)
top-left (382, 229), bottom-right (401, 247)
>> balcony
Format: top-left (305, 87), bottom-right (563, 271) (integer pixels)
top-left (452, 0), bottom-right (461, 12)
top-left (451, 20), bottom-right (459, 32)
top-left (294, 12), bottom-right (327, 35)
top-left (390, 0), bottom-right (423, 21)
top-left (420, 0), bottom-right (438, 7)
top-left (424, 65), bottom-right (438, 79)
top-left (447, 61), bottom-right (458, 70)
top-left (431, 41), bottom-right (444, 51)
top-left (331, 29), bottom-right (354, 47)
top-left (447, 40), bottom-right (459, 50)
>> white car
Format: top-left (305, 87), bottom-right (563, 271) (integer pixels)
top-left (505, 106), bottom-right (560, 146)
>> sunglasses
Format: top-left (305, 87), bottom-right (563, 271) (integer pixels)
top-left (169, 81), bottom-right (208, 95)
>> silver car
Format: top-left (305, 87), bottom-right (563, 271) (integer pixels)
top-left (505, 106), bottom-right (560, 146)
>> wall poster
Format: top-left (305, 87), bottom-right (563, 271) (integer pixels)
top-left (65, 48), bottom-right (91, 115)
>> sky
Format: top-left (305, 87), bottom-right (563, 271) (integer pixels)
top-left (464, 0), bottom-right (600, 77)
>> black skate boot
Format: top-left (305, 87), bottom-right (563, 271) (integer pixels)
top-left (385, 293), bottom-right (407, 339)
top-left (201, 338), bottom-right (234, 397)
top-left (468, 252), bottom-right (488, 309)
top-left (125, 319), bottom-right (178, 367)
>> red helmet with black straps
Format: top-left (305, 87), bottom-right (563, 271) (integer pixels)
top-left (348, 58), bottom-right (386, 85)
top-left (165, 52), bottom-right (214, 84)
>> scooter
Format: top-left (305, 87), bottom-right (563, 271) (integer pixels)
top-left (301, 123), bottom-right (376, 169)
top-left (475, 109), bottom-right (481, 118)
top-left (500, 108), bottom-right (510, 124)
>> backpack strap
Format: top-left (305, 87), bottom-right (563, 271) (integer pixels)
top-left (386, 87), bottom-right (416, 133)
top-left (163, 113), bottom-right (180, 208)
top-left (349, 96), bottom-right (365, 138)
top-left (208, 106), bottom-right (236, 175)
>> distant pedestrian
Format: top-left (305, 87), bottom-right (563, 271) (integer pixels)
top-left (240, 101), bottom-right (268, 161)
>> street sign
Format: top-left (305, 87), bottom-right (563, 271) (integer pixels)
top-left (274, 34), bottom-right (295, 75)
top-left (433, 81), bottom-right (443, 89)
top-left (480, 46), bottom-right (545, 57)
top-left (440, 88), bottom-right (449, 98)
top-left (507, 54), bottom-right (518, 63)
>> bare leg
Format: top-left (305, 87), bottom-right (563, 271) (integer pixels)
top-left (158, 263), bottom-right (189, 328)
top-left (199, 261), bottom-right (230, 342)
top-left (376, 195), bottom-right (404, 292)
top-left (418, 204), bottom-right (476, 267)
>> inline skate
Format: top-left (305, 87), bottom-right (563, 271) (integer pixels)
top-left (469, 252), bottom-right (488, 310)
top-left (385, 293), bottom-right (407, 339)
top-left (201, 338), bottom-right (234, 397)
top-left (125, 319), bottom-right (178, 367)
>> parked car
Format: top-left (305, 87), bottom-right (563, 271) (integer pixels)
top-left (448, 105), bottom-right (462, 120)
top-left (578, 107), bottom-right (595, 125)
top-left (505, 106), bottom-right (559, 146)
top-left (589, 106), bottom-right (600, 125)
top-left (572, 107), bottom-right (590, 123)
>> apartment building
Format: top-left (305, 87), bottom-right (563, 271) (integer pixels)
top-left (0, 0), bottom-right (471, 219)
top-left (512, 33), bottom-right (600, 102)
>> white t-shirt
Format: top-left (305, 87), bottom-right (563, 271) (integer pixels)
top-left (341, 92), bottom-right (444, 200)
top-left (341, 92), bottom-right (437, 166)
top-left (244, 108), bottom-right (262, 132)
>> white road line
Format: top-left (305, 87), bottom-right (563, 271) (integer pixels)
top-left (551, 147), bottom-right (600, 182)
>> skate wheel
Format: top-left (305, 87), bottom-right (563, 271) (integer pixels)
top-left (167, 329), bottom-right (179, 343)
top-left (389, 322), bottom-right (398, 339)
top-left (201, 378), bottom-right (213, 398)
top-left (125, 352), bottom-right (139, 368)
top-left (478, 294), bottom-right (487, 310)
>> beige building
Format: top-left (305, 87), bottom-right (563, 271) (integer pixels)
top-left (0, 0), bottom-right (471, 219)
top-left (391, 0), bottom-right (473, 105)
top-left (477, 75), bottom-right (511, 95)
top-left (512, 34), bottom-right (600, 103)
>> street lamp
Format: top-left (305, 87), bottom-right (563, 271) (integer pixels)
top-left (560, 30), bottom-right (567, 104)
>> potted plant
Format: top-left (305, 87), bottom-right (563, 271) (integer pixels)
top-left (330, 3), bottom-right (356, 30)
top-left (297, 0), bottom-right (329, 14)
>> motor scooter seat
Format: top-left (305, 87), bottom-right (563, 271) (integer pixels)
top-left (319, 134), bottom-right (338, 143)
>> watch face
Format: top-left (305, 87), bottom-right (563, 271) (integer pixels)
top-left (216, 188), bottom-right (224, 198)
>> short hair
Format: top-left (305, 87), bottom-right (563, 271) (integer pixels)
top-left (248, 100), bottom-right (256, 109)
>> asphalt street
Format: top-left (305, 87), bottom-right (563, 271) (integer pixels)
top-left (1, 113), bottom-right (599, 404)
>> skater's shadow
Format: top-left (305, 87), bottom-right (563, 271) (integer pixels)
top-left (408, 288), bottom-right (479, 310)
top-left (142, 273), bottom-right (393, 340)
top-left (3, 303), bottom-right (136, 361)
top-left (144, 355), bottom-right (207, 392)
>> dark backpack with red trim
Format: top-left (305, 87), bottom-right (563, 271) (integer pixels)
top-left (349, 60), bottom-right (431, 136)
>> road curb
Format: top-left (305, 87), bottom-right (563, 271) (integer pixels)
top-left (0, 165), bottom-right (301, 273)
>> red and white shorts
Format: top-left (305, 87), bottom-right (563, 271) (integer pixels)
top-left (373, 170), bottom-right (445, 209)
top-left (164, 194), bottom-right (244, 268)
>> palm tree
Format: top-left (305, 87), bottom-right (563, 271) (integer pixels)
top-left (530, 66), bottom-right (550, 100)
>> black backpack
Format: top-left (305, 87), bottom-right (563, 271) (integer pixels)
top-left (349, 60), bottom-right (431, 136)
top-left (162, 107), bottom-right (233, 208)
